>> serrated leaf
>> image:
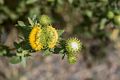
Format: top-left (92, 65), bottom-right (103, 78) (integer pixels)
top-left (18, 21), bottom-right (26, 26)
top-left (57, 30), bottom-right (64, 37)
top-left (10, 56), bottom-right (21, 64)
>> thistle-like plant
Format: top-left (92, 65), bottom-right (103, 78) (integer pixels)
top-left (5, 15), bottom-right (82, 65)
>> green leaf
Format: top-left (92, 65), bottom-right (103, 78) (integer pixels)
top-left (0, 50), bottom-right (6, 56)
top-left (18, 21), bottom-right (26, 26)
top-left (54, 47), bottom-right (62, 53)
top-left (14, 42), bottom-right (21, 49)
top-left (43, 49), bottom-right (52, 56)
top-left (99, 18), bottom-right (107, 30)
top-left (10, 56), bottom-right (21, 64)
top-left (49, 48), bottom-right (54, 52)
top-left (17, 49), bottom-right (29, 57)
top-left (26, 0), bottom-right (37, 4)
top-left (57, 30), bottom-right (64, 37)
top-left (28, 17), bottom-right (34, 26)
top-left (84, 10), bottom-right (93, 18)
top-left (59, 49), bottom-right (64, 54)
top-left (0, 45), bottom-right (9, 56)
top-left (58, 49), bottom-right (65, 59)
top-left (22, 50), bottom-right (29, 55)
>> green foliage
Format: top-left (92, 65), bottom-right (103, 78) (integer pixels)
top-left (107, 11), bottom-right (114, 19)
top-left (1, 15), bottom-right (81, 65)
top-left (0, 0), bottom-right (120, 65)
top-left (0, 45), bottom-right (9, 56)
top-left (17, 21), bottom-right (26, 27)
top-left (26, 0), bottom-right (38, 4)
top-left (43, 49), bottom-right (52, 56)
top-left (57, 30), bottom-right (64, 37)
top-left (10, 56), bottom-right (21, 64)
top-left (114, 15), bottom-right (120, 26)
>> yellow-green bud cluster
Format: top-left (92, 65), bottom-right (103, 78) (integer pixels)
top-left (39, 15), bottom-right (52, 26)
top-left (65, 38), bottom-right (82, 64)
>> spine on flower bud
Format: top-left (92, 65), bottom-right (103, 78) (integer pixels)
top-left (67, 53), bottom-right (77, 64)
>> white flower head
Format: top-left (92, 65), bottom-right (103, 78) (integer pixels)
top-left (66, 38), bottom-right (82, 53)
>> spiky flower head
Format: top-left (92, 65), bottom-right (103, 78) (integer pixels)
top-left (66, 38), bottom-right (82, 53)
top-left (29, 24), bottom-right (43, 51)
top-left (46, 26), bottom-right (58, 48)
top-left (29, 24), bottom-right (58, 51)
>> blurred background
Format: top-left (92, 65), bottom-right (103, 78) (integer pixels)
top-left (0, 0), bottom-right (120, 80)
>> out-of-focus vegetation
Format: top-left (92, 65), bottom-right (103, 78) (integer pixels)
top-left (0, 0), bottom-right (120, 64)
top-left (0, 0), bottom-right (120, 80)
